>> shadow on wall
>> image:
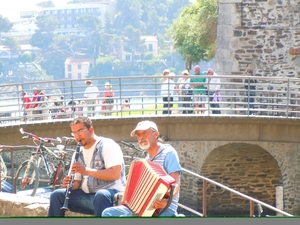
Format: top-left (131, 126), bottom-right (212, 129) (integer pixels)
top-left (198, 143), bottom-right (281, 216)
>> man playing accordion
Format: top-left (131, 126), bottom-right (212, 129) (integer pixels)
top-left (102, 120), bottom-right (181, 217)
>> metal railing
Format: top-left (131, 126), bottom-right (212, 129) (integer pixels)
top-left (0, 144), bottom-right (294, 217)
top-left (0, 75), bottom-right (300, 125)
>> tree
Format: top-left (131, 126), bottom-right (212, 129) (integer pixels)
top-left (115, 0), bottom-right (145, 32)
top-left (77, 14), bottom-right (101, 31)
top-left (36, 1), bottom-right (55, 7)
top-left (35, 15), bottom-right (60, 32)
top-left (19, 53), bottom-right (32, 64)
top-left (0, 16), bottom-right (13, 34)
top-left (3, 37), bottom-right (20, 51)
top-left (30, 15), bottom-right (60, 50)
top-left (0, 61), bottom-right (4, 73)
top-left (167, 0), bottom-right (218, 63)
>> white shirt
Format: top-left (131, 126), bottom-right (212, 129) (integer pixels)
top-left (161, 78), bottom-right (175, 96)
top-left (207, 72), bottom-right (221, 91)
top-left (73, 137), bottom-right (125, 193)
top-left (84, 85), bottom-right (100, 99)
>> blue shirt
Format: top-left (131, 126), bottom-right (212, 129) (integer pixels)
top-left (145, 143), bottom-right (181, 214)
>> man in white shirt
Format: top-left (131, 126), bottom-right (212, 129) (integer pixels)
top-left (206, 68), bottom-right (221, 114)
top-left (48, 116), bottom-right (126, 217)
top-left (84, 80), bottom-right (100, 117)
top-left (160, 69), bottom-right (175, 115)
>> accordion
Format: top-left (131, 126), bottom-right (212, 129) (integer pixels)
top-left (121, 158), bottom-right (176, 217)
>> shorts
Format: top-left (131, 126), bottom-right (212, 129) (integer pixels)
top-left (193, 94), bottom-right (207, 103)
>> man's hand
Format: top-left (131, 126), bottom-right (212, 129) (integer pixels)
top-left (153, 198), bottom-right (168, 209)
top-left (72, 162), bottom-right (87, 175)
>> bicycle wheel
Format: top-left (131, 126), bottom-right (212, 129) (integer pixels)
top-left (0, 156), bottom-right (7, 182)
top-left (14, 160), bottom-right (39, 196)
top-left (56, 163), bottom-right (69, 188)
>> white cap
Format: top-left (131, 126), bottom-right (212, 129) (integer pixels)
top-left (130, 120), bottom-right (158, 137)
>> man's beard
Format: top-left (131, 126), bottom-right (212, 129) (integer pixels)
top-left (139, 139), bottom-right (150, 150)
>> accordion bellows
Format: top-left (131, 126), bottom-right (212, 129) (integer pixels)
top-left (121, 158), bottom-right (176, 217)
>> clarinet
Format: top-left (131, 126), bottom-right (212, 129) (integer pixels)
top-left (61, 141), bottom-right (81, 211)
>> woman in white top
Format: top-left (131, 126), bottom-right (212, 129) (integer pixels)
top-left (176, 70), bottom-right (192, 114)
top-left (160, 69), bottom-right (175, 115)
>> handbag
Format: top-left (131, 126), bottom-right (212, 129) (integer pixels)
top-left (105, 97), bottom-right (114, 104)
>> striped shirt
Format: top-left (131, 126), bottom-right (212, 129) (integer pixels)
top-left (145, 143), bottom-right (182, 215)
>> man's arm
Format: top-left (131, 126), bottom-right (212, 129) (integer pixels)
top-left (152, 171), bottom-right (180, 210)
top-left (72, 162), bottom-right (121, 181)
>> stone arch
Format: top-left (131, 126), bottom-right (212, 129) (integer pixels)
top-left (199, 143), bottom-right (281, 216)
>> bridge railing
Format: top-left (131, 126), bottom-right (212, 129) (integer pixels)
top-left (0, 75), bottom-right (300, 124)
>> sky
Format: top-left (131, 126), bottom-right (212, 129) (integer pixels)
top-left (0, 0), bottom-right (69, 21)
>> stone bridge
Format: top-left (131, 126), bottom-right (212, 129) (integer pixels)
top-left (1, 116), bottom-right (300, 216)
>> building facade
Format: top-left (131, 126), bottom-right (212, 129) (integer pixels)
top-left (64, 57), bottom-right (94, 79)
top-left (38, 1), bottom-right (116, 36)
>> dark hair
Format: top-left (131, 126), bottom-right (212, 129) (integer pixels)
top-left (246, 68), bottom-right (253, 74)
top-left (70, 116), bottom-right (92, 129)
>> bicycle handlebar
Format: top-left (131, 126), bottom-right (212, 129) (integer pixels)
top-left (62, 136), bottom-right (75, 142)
top-left (19, 128), bottom-right (62, 144)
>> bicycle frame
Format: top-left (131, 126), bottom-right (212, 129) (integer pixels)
top-left (25, 143), bottom-right (60, 185)
top-left (17, 128), bottom-right (62, 191)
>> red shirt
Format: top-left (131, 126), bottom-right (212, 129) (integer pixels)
top-left (22, 96), bottom-right (31, 109)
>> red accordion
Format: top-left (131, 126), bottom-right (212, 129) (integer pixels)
top-left (121, 158), bottom-right (176, 217)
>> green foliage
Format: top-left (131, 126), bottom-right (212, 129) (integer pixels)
top-left (19, 53), bottom-right (32, 64)
top-left (0, 15), bottom-right (13, 33)
top-left (2, 0), bottom-right (212, 81)
top-left (35, 15), bottom-right (60, 32)
top-left (30, 31), bottom-right (54, 49)
top-left (168, 0), bottom-right (218, 63)
top-left (77, 15), bottom-right (102, 31)
top-left (0, 61), bottom-right (4, 72)
top-left (3, 37), bottom-right (20, 51)
top-left (36, 1), bottom-right (55, 7)
top-left (88, 55), bottom-right (115, 77)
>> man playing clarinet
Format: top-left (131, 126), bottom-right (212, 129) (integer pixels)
top-left (102, 120), bottom-right (182, 217)
top-left (48, 116), bottom-right (126, 217)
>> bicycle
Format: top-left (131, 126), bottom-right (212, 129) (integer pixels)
top-left (13, 128), bottom-right (74, 196)
top-left (0, 146), bottom-right (12, 192)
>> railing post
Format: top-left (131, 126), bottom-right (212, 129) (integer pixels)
top-left (250, 200), bottom-right (254, 217)
top-left (10, 147), bottom-right (15, 194)
top-left (203, 179), bottom-right (207, 217)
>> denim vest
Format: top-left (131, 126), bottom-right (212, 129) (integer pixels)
top-left (77, 139), bottom-right (120, 193)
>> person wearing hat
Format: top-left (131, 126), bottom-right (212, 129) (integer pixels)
top-left (244, 68), bottom-right (257, 115)
top-left (84, 80), bottom-right (100, 117)
top-left (102, 82), bottom-right (114, 116)
top-left (102, 120), bottom-right (182, 217)
top-left (160, 69), bottom-right (175, 115)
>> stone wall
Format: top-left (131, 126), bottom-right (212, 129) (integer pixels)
top-left (1, 140), bottom-right (299, 216)
top-left (216, 0), bottom-right (300, 114)
top-left (1, 117), bottom-right (300, 216)
top-left (216, 0), bottom-right (300, 77)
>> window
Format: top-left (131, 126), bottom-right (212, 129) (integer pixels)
top-left (78, 64), bottom-right (82, 70)
top-left (148, 44), bottom-right (153, 52)
top-left (68, 73), bottom-right (72, 79)
top-left (78, 73), bottom-right (82, 78)
top-left (125, 54), bottom-right (131, 61)
top-left (68, 65), bottom-right (72, 72)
